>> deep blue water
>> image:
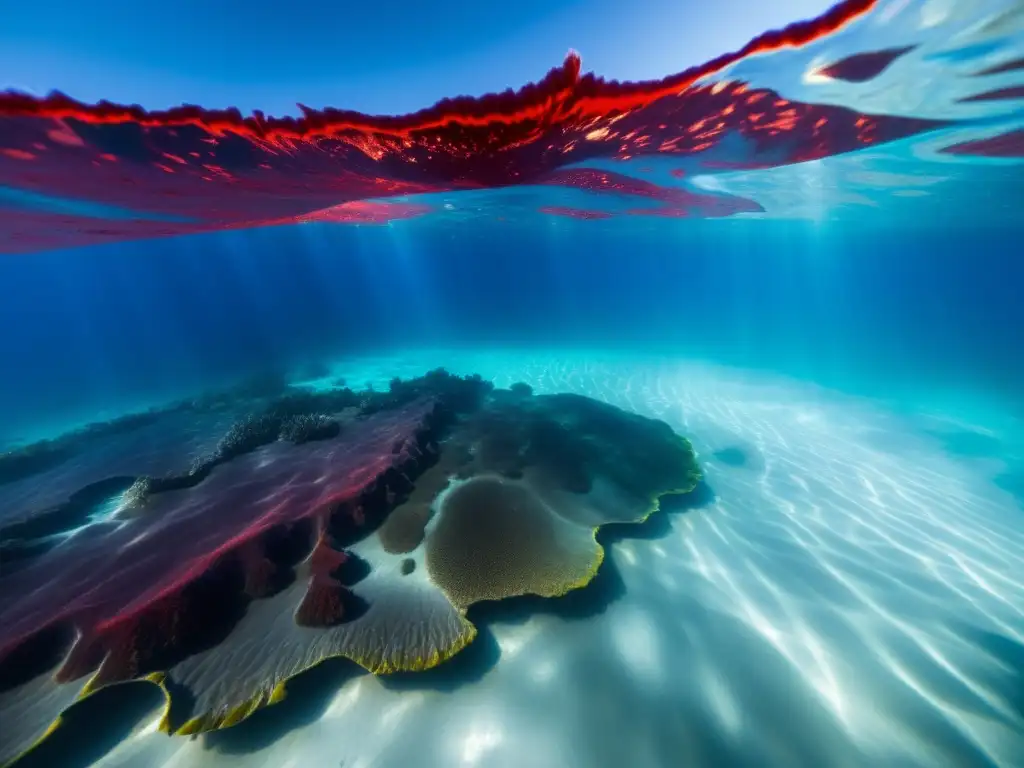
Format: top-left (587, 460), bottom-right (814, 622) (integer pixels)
top-left (1, 219), bottom-right (1021, 444)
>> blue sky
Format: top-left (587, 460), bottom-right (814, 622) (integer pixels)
top-left (1, 0), bottom-right (834, 116)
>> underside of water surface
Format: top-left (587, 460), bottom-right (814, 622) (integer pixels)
top-left (0, 1), bottom-right (1022, 767)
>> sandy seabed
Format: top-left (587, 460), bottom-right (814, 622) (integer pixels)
top-left (82, 350), bottom-right (1023, 768)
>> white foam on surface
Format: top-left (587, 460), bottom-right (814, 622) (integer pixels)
top-left (97, 349), bottom-right (1024, 768)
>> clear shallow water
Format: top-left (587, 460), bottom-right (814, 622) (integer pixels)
top-left (1, 0), bottom-right (1023, 766)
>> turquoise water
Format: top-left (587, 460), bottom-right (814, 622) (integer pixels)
top-left (1, 1), bottom-right (1023, 767)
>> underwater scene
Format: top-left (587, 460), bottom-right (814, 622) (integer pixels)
top-left (1, 0), bottom-right (1023, 765)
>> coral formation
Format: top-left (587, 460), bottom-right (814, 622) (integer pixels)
top-left (0, 371), bottom-right (700, 765)
top-left (278, 414), bottom-right (340, 444)
top-left (214, 414), bottom-right (283, 462)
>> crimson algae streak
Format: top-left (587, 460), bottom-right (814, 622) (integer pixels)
top-left (0, 0), bottom-right (949, 252)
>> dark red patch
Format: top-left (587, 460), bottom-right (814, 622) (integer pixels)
top-left (940, 129), bottom-right (1024, 157)
top-left (974, 57), bottom-right (1024, 76)
top-left (957, 86), bottom-right (1024, 103)
top-left (242, 557), bottom-right (279, 600)
top-left (295, 575), bottom-right (348, 628)
top-left (238, 542), bottom-right (280, 600)
top-left (309, 533), bottom-right (348, 576)
top-left (817, 46), bottom-right (915, 82)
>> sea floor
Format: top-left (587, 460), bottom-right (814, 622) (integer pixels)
top-left (23, 349), bottom-right (1024, 768)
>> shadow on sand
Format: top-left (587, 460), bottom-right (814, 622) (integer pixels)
top-left (925, 426), bottom-right (1024, 510)
top-left (13, 681), bottom-right (166, 768)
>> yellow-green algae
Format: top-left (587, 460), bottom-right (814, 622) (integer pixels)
top-left (167, 614), bottom-right (477, 737)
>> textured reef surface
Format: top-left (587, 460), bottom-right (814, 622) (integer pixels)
top-left (0, 0), bottom-right (967, 252)
top-left (0, 371), bottom-right (700, 765)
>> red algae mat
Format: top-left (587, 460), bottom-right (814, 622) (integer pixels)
top-left (0, 0), bottom-right (975, 253)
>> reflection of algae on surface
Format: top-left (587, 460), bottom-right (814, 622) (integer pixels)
top-left (4, 403), bottom-right (700, 763)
